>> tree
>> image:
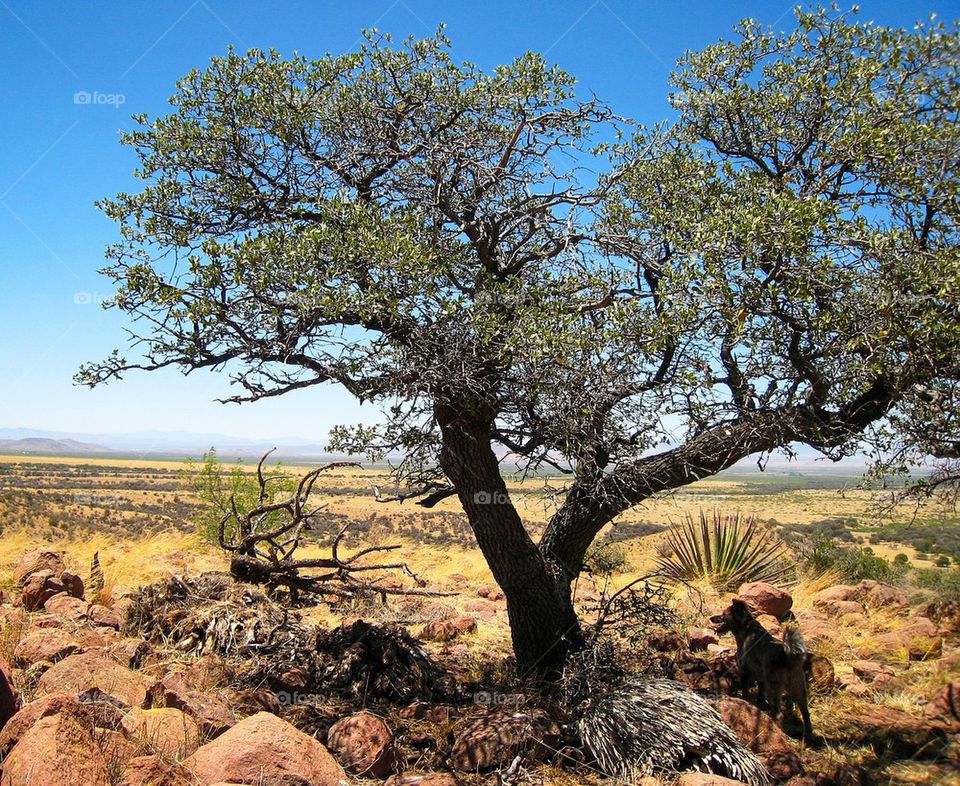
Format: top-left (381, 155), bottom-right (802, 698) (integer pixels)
top-left (80, 9), bottom-right (960, 674)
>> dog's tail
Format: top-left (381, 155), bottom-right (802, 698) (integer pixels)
top-left (782, 624), bottom-right (807, 658)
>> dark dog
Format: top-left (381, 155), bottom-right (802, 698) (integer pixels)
top-left (711, 599), bottom-right (813, 736)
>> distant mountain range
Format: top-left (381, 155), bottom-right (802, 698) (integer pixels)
top-left (0, 425), bottom-right (868, 472)
top-left (0, 437), bottom-right (115, 455)
top-left (0, 427), bottom-right (339, 459)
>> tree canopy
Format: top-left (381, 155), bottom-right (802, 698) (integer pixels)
top-left (80, 8), bottom-right (960, 671)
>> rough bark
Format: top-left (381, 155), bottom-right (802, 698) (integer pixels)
top-left (435, 400), bottom-right (579, 675)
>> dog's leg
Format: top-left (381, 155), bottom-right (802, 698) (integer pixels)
top-left (797, 681), bottom-right (813, 737)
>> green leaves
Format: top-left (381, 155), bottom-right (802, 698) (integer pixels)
top-left (656, 510), bottom-right (794, 591)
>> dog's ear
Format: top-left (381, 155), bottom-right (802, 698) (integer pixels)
top-left (730, 599), bottom-right (751, 617)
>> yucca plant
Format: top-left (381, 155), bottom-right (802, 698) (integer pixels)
top-left (656, 510), bottom-right (794, 591)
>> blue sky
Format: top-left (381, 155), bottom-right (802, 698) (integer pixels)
top-left (0, 0), bottom-right (947, 442)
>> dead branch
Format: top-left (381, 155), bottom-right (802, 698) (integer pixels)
top-left (218, 453), bottom-right (454, 600)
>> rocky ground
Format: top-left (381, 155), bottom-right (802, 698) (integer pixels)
top-left (0, 548), bottom-right (957, 786)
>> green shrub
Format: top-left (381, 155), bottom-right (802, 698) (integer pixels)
top-left (183, 449), bottom-right (295, 543)
top-left (915, 567), bottom-right (960, 600)
top-left (796, 534), bottom-right (906, 584)
top-left (584, 536), bottom-right (632, 577)
top-left (656, 510), bottom-right (793, 591)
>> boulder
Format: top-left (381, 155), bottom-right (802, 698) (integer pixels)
top-left (43, 593), bottom-right (90, 621)
top-left (755, 613), bottom-right (782, 636)
top-left (38, 651), bottom-right (154, 708)
top-left (121, 707), bottom-right (201, 759)
top-left (738, 582), bottom-right (792, 619)
top-left (450, 708), bottom-right (561, 771)
top-left (852, 580), bottom-right (908, 610)
top-left (327, 711), bottom-right (397, 777)
top-left (182, 711), bottom-right (345, 785)
top-left (714, 698), bottom-right (803, 780)
top-left (12, 549), bottom-right (66, 586)
top-left (805, 654), bottom-right (835, 693)
top-left (88, 604), bottom-right (122, 630)
top-left (0, 658), bottom-right (18, 732)
top-left (13, 628), bottom-right (81, 667)
top-left (0, 705), bottom-right (113, 786)
top-left (714, 697), bottom-right (798, 754)
top-left (811, 585), bottom-right (858, 604)
top-left (815, 599), bottom-right (867, 618)
top-left (399, 702), bottom-right (457, 724)
top-left (836, 673), bottom-right (871, 699)
top-left (850, 661), bottom-right (894, 682)
top-left (687, 627), bottom-right (718, 651)
top-left (647, 629), bottom-right (686, 652)
top-left (421, 616), bottom-right (477, 642)
top-left (873, 617), bottom-right (942, 661)
top-left (20, 571), bottom-right (68, 612)
top-left (385, 774), bottom-right (460, 786)
top-left (923, 682), bottom-right (960, 727)
top-left (0, 694), bottom-right (97, 757)
top-left (118, 755), bottom-right (193, 786)
top-left (676, 774), bottom-right (750, 786)
top-left (59, 572), bottom-right (85, 600)
top-left (108, 639), bottom-right (156, 670)
top-left (150, 685), bottom-right (235, 738)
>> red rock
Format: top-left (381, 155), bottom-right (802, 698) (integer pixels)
top-left (88, 604), bottom-right (122, 629)
top-left (714, 697), bottom-right (798, 754)
top-left (461, 600), bottom-right (497, 620)
top-left (812, 585), bottom-right (858, 604)
top-left (121, 707), bottom-right (201, 759)
top-left (851, 661), bottom-right (894, 682)
top-left (0, 705), bottom-right (113, 786)
top-left (852, 580), bottom-right (908, 610)
top-left (0, 658), bottom-right (18, 733)
top-left (676, 774), bottom-right (750, 786)
top-left (836, 673), bottom-right (871, 698)
top-left (648, 629), bottom-right (685, 652)
top-left (20, 571), bottom-right (67, 612)
top-left (805, 655), bottom-right (835, 692)
top-left (755, 613), bottom-right (783, 636)
top-left (13, 628), bottom-right (81, 667)
top-left (59, 572), bottom-right (85, 600)
top-left (385, 774), bottom-right (460, 786)
top-left (108, 639), bottom-right (156, 669)
top-left (421, 616), bottom-right (477, 642)
top-left (923, 682), bottom-right (960, 727)
top-left (476, 585), bottom-right (503, 601)
top-left (0, 694), bottom-right (84, 756)
top-left (399, 702), bottom-right (457, 724)
top-left (12, 549), bottom-right (66, 586)
top-left (43, 593), bottom-right (89, 621)
top-left (327, 711), bottom-right (397, 777)
top-left (450, 708), bottom-right (560, 771)
top-left (874, 617), bottom-right (942, 660)
top-left (182, 711), bottom-right (345, 785)
top-left (738, 581), bottom-right (792, 619)
top-left (816, 599), bottom-right (867, 617)
top-left (38, 651), bottom-right (154, 708)
top-left (151, 686), bottom-right (236, 738)
top-left (687, 627), bottom-right (718, 651)
top-left (226, 686), bottom-right (280, 715)
top-left (118, 755), bottom-right (193, 786)
top-left (276, 666), bottom-right (310, 690)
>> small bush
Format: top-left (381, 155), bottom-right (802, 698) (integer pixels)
top-left (796, 534), bottom-right (906, 584)
top-left (584, 536), bottom-right (632, 577)
top-left (915, 567), bottom-right (960, 601)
